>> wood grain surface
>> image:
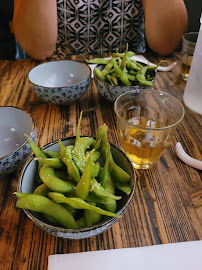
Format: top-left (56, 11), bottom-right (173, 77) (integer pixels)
top-left (0, 53), bottom-right (201, 270)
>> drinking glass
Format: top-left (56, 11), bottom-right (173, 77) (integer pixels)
top-left (180, 32), bottom-right (198, 81)
top-left (114, 89), bottom-right (185, 169)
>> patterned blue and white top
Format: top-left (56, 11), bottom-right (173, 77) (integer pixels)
top-left (55, 0), bottom-right (146, 56)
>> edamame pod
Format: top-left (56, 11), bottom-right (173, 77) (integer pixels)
top-left (84, 202), bottom-right (102, 227)
top-left (43, 150), bottom-right (60, 158)
top-left (58, 140), bottom-right (80, 183)
top-left (72, 137), bottom-right (94, 172)
top-left (47, 192), bottom-right (121, 218)
top-left (102, 135), bottom-right (131, 183)
top-left (92, 124), bottom-right (108, 150)
top-left (35, 157), bottom-right (64, 169)
top-left (75, 151), bottom-right (93, 200)
top-left (15, 194), bottom-right (79, 229)
top-left (90, 178), bottom-right (121, 200)
top-left (39, 164), bottom-right (76, 194)
top-left (33, 183), bottom-right (51, 196)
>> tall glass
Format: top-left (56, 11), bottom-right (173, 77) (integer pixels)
top-left (114, 89), bottom-right (184, 169)
top-left (180, 32), bottom-right (198, 81)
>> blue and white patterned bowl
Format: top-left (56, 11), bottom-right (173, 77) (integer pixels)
top-left (18, 137), bottom-right (136, 239)
top-left (0, 107), bottom-right (37, 177)
top-left (94, 64), bottom-right (155, 102)
top-left (28, 60), bottom-right (91, 105)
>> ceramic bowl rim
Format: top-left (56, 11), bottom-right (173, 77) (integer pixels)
top-left (18, 136), bottom-right (136, 235)
top-left (27, 60), bottom-right (91, 89)
top-left (0, 106), bottom-right (36, 160)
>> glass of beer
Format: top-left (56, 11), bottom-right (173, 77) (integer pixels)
top-left (114, 89), bottom-right (184, 169)
top-left (180, 32), bottom-right (198, 81)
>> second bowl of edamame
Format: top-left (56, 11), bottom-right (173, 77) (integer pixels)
top-left (89, 46), bottom-right (156, 102)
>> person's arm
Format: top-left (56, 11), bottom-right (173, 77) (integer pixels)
top-left (143, 0), bottom-right (188, 56)
top-left (13, 0), bottom-right (57, 60)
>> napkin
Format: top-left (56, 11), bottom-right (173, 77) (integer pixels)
top-left (48, 240), bottom-right (202, 270)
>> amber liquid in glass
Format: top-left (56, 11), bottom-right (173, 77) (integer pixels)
top-left (180, 62), bottom-right (191, 80)
top-left (118, 117), bottom-right (171, 169)
top-left (180, 55), bottom-right (192, 80)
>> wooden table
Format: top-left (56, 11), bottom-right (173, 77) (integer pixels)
top-left (0, 53), bottom-right (201, 270)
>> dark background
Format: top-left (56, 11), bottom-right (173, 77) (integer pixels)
top-left (184, 0), bottom-right (202, 32)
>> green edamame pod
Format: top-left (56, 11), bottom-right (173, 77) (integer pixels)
top-left (76, 216), bottom-right (86, 228)
top-left (58, 140), bottom-right (80, 183)
top-left (75, 151), bottom-right (93, 200)
top-left (44, 214), bottom-right (58, 224)
top-left (86, 58), bottom-right (109, 65)
top-left (136, 66), bottom-right (153, 86)
top-left (28, 138), bottom-right (47, 159)
top-left (86, 193), bottom-right (111, 205)
top-left (120, 43), bottom-right (128, 70)
top-left (97, 144), bottom-right (117, 213)
top-left (72, 137), bottom-right (94, 173)
top-left (112, 58), bottom-right (132, 86)
top-left (102, 198), bottom-right (117, 213)
top-left (102, 135), bottom-right (131, 183)
top-left (90, 178), bottom-right (121, 200)
top-left (94, 68), bottom-right (106, 81)
top-left (76, 111), bottom-right (83, 141)
top-left (14, 192), bottom-right (29, 199)
top-left (33, 183), bottom-right (51, 196)
top-left (114, 181), bottom-right (132, 195)
top-left (35, 157), bottom-right (64, 169)
top-left (39, 164), bottom-right (76, 194)
top-left (101, 59), bottom-right (113, 76)
top-left (111, 75), bottom-right (118, 86)
top-left (54, 170), bottom-right (70, 181)
top-left (92, 124), bottom-right (108, 150)
top-left (47, 192), bottom-right (121, 218)
top-left (91, 161), bottom-right (101, 178)
top-left (63, 203), bottom-right (76, 215)
top-left (15, 193), bottom-right (79, 229)
top-left (86, 150), bottom-right (101, 162)
top-left (43, 150), bottom-right (60, 158)
top-left (106, 74), bottom-right (114, 85)
top-left (84, 202), bottom-right (102, 227)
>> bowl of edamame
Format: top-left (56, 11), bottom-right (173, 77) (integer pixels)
top-left (28, 60), bottom-right (91, 105)
top-left (89, 50), bottom-right (156, 102)
top-left (0, 106), bottom-right (37, 177)
top-left (15, 116), bottom-right (136, 239)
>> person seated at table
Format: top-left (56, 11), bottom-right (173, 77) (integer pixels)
top-left (12, 0), bottom-right (188, 61)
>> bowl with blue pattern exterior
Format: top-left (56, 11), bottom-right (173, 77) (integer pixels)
top-left (18, 137), bottom-right (136, 239)
top-left (94, 64), bottom-right (156, 102)
top-left (28, 60), bottom-right (91, 105)
top-left (0, 106), bottom-right (37, 177)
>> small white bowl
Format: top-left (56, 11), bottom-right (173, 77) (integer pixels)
top-left (0, 107), bottom-right (36, 177)
top-left (28, 60), bottom-right (91, 105)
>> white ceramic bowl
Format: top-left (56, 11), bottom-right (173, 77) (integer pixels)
top-left (94, 64), bottom-right (156, 102)
top-left (28, 60), bottom-right (91, 105)
top-left (18, 137), bottom-right (136, 239)
top-left (0, 107), bottom-right (37, 177)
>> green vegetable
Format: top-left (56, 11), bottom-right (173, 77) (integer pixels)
top-left (15, 193), bottom-right (78, 229)
top-left (16, 116), bottom-right (132, 230)
top-left (91, 44), bottom-right (156, 87)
